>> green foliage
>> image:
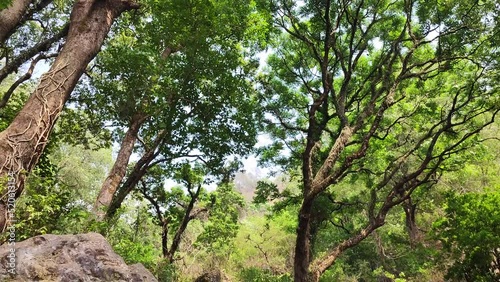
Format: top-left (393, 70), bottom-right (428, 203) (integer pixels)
top-left (0, 0), bottom-right (71, 72)
top-left (10, 142), bottom-right (112, 240)
top-left (0, 0), bottom-right (13, 10)
top-left (134, 163), bottom-right (248, 277)
top-left (239, 267), bottom-right (292, 282)
top-left (105, 203), bottom-right (162, 271)
top-left (253, 176), bottom-right (302, 213)
top-left (54, 208), bottom-right (107, 235)
top-left (55, 108), bottom-right (112, 149)
top-left (228, 210), bottom-right (296, 278)
top-left (256, 0), bottom-right (500, 279)
top-left (1, 90), bottom-right (112, 240)
top-left (76, 0), bottom-right (262, 175)
top-left (196, 184), bottom-right (244, 255)
top-left (253, 181), bottom-right (281, 204)
top-left (113, 237), bottom-right (158, 270)
top-left (434, 192), bottom-right (500, 282)
top-left (50, 143), bottom-right (113, 202)
top-left (12, 153), bottom-right (71, 240)
top-left (0, 80), bottom-right (30, 130)
top-left (154, 260), bottom-right (178, 282)
top-left (3, 1), bottom-right (500, 281)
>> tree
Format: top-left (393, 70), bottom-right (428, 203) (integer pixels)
top-left (3, 143), bottom-right (112, 242)
top-left (135, 163), bottom-right (245, 268)
top-left (137, 164), bottom-right (209, 263)
top-left (195, 182), bottom-right (245, 265)
top-left (434, 192), bottom-right (500, 281)
top-left (0, 0), bottom-right (71, 109)
top-left (0, 80), bottom-right (112, 241)
top-left (0, 0), bottom-right (139, 232)
top-left (76, 0), bottom-right (263, 218)
top-left (258, 0), bottom-right (500, 280)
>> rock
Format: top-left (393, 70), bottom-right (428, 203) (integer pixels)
top-left (0, 232), bottom-right (157, 282)
top-left (194, 271), bottom-right (222, 282)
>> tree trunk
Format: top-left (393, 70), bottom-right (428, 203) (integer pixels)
top-left (165, 185), bottom-right (200, 263)
top-left (106, 130), bottom-right (167, 218)
top-left (0, 0), bottom-right (139, 232)
top-left (161, 219), bottom-right (169, 257)
top-left (106, 162), bottom-right (150, 218)
top-left (94, 112), bottom-right (147, 219)
top-left (402, 197), bottom-right (420, 248)
top-left (0, 0), bottom-right (32, 44)
top-left (293, 193), bottom-right (388, 281)
top-left (294, 198), bottom-right (314, 282)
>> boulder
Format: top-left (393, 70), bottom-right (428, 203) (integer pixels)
top-left (0, 232), bottom-right (157, 282)
top-left (194, 271), bottom-right (222, 282)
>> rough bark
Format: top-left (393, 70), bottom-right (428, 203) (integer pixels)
top-left (0, 0), bottom-right (139, 232)
top-left (0, 0), bottom-right (32, 44)
top-left (294, 198), bottom-right (314, 282)
top-left (93, 112), bottom-right (147, 219)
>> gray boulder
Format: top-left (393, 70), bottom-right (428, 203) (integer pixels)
top-left (0, 232), bottom-right (157, 282)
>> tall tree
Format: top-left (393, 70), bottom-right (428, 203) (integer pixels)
top-left (78, 0), bottom-right (263, 218)
top-left (137, 164), bottom-right (209, 263)
top-left (258, 0), bottom-right (500, 280)
top-left (0, 0), bottom-right (139, 232)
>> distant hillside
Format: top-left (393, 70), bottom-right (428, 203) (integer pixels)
top-left (234, 170), bottom-right (289, 203)
top-left (234, 171), bottom-right (260, 202)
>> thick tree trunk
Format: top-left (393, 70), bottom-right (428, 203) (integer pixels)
top-left (0, 0), bottom-right (139, 232)
top-left (294, 192), bottom-right (388, 281)
top-left (0, 0), bottom-right (32, 44)
top-left (294, 198), bottom-right (314, 282)
top-left (106, 154), bottom-right (155, 218)
top-left (94, 112), bottom-right (147, 218)
top-left (106, 130), bottom-right (166, 218)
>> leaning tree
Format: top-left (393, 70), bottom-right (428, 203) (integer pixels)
top-left (72, 0), bottom-right (264, 219)
top-left (0, 0), bottom-right (139, 231)
top-left (257, 0), bottom-right (500, 280)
